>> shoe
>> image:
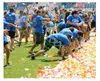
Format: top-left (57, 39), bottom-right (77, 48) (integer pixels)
top-left (31, 54), bottom-right (35, 60)
top-left (18, 42), bottom-right (21, 47)
top-left (4, 63), bottom-right (10, 68)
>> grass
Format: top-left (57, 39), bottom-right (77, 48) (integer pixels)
top-left (4, 42), bottom-right (60, 78)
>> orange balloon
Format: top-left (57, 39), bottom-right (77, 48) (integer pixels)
top-left (38, 65), bottom-right (42, 69)
top-left (18, 60), bottom-right (21, 63)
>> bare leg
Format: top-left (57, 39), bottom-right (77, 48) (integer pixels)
top-left (18, 32), bottom-right (24, 47)
top-left (29, 43), bottom-right (37, 52)
top-left (10, 38), bottom-right (14, 49)
top-left (19, 31), bottom-right (24, 43)
top-left (34, 50), bottom-right (46, 56)
top-left (25, 28), bottom-right (29, 44)
top-left (5, 44), bottom-right (10, 64)
top-left (40, 43), bottom-right (44, 50)
top-left (61, 46), bottom-right (64, 57)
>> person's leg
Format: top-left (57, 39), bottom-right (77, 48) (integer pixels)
top-left (29, 33), bottom-right (39, 53)
top-left (60, 46), bottom-right (65, 57)
top-left (81, 24), bottom-right (87, 41)
top-left (53, 27), bottom-right (56, 34)
top-left (25, 28), bottom-right (29, 44)
top-left (10, 38), bottom-right (15, 50)
top-left (33, 33), bottom-right (36, 44)
top-left (33, 38), bottom-right (52, 58)
top-left (15, 29), bottom-right (19, 37)
top-left (47, 31), bottom-right (50, 36)
top-left (46, 27), bottom-right (50, 36)
top-left (40, 33), bottom-right (44, 50)
top-left (4, 44), bottom-right (10, 65)
top-left (40, 43), bottom-right (44, 50)
top-left (18, 30), bottom-right (24, 47)
top-left (10, 32), bottom-right (15, 50)
top-left (32, 28), bottom-right (36, 44)
top-left (34, 50), bottom-right (46, 57)
top-left (71, 41), bottom-right (76, 51)
top-left (75, 39), bottom-right (79, 48)
top-left (29, 43), bottom-right (37, 53)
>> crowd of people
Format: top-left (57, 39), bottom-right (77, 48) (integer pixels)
top-left (4, 5), bottom-right (96, 67)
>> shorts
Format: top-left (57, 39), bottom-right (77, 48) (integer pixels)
top-left (35, 32), bottom-right (44, 44)
top-left (4, 42), bottom-right (8, 46)
top-left (91, 21), bottom-right (96, 28)
top-left (44, 38), bottom-right (63, 51)
top-left (8, 31), bottom-right (15, 38)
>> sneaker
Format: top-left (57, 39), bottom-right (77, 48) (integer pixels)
top-left (4, 63), bottom-right (10, 68)
top-left (31, 54), bottom-right (35, 60)
top-left (18, 42), bottom-right (21, 47)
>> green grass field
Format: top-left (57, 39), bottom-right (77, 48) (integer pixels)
top-left (4, 42), bottom-right (60, 78)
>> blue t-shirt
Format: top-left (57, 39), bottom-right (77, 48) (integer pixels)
top-left (4, 12), bottom-right (17, 31)
top-left (92, 13), bottom-right (96, 22)
top-left (4, 18), bottom-right (8, 29)
top-left (72, 28), bottom-right (78, 40)
top-left (20, 15), bottom-right (28, 27)
top-left (59, 28), bottom-right (73, 37)
top-left (35, 15), bottom-right (44, 33)
top-left (82, 17), bottom-right (90, 24)
top-left (67, 15), bottom-right (82, 28)
top-left (58, 21), bottom-right (65, 30)
top-left (48, 12), bottom-right (54, 19)
top-left (32, 14), bottom-right (37, 28)
top-left (47, 33), bottom-right (70, 46)
top-left (59, 14), bottom-right (64, 22)
top-left (4, 34), bottom-right (8, 44)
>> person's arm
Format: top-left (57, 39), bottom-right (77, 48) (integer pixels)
top-left (65, 46), bottom-right (75, 58)
top-left (43, 18), bottom-right (52, 21)
top-left (67, 20), bottom-right (78, 26)
top-left (43, 21), bottom-right (50, 26)
top-left (67, 15), bottom-right (76, 26)
top-left (4, 20), bottom-right (15, 27)
top-left (61, 46), bottom-right (65, 57)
